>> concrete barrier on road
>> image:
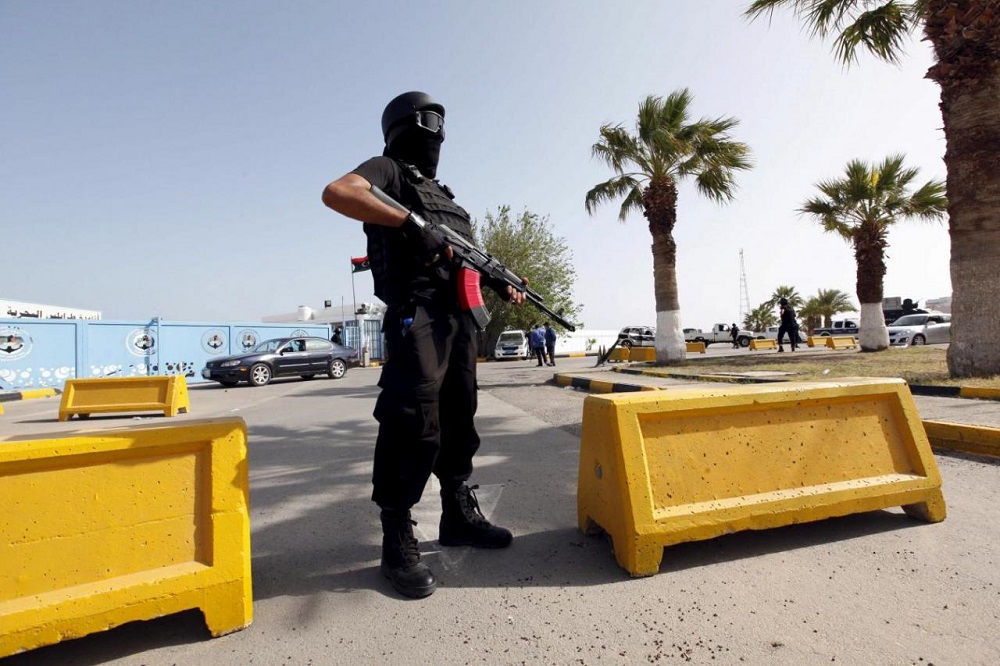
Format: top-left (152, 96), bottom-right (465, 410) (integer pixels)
top-left (578, 378), bottom-right (946, 576)
top-left (924, 420), bottom-right (1000, 458)
top-left (607, 347), bottom-right (630, 363)
top-left (58, 375), bottom-right (191, 421)
top-left (749, 338), bottom-right (777, 350)
top-left (0, 417), bottom-right (252, 658)
top-left (807, 336), bottom-right (820, 347)
top-left (629, 347), bottom-right (656, 362)
top-left (825, 336), bottom-right (858, 350)
top-left (686, 342), bottom-right (706, 354)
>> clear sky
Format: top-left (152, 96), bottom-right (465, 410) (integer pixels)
top-left (2, 1), bottom-right (950, 329)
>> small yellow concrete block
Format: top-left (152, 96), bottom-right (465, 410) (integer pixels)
top-left (578, 378), bottom-right (945, 576)
top-left (629, 347), bottom-right (656, 362)
top-left (0, 417), bottom-right (252, 658)
top-left (749, 338), bottom-right (777, 350)
top-left (806, 336), bottom-right (818, 347)
top-left (58, 375), bottom-right (191, 421)
top-left (607, 348), bottom-right (630, 363)
top-left (685, 342), bottom-right (706, 354)
top-left (825, 336), bottom-right (858, 350)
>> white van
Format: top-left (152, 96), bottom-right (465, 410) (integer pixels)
top-left (494, 330), bottom-right (529, 360)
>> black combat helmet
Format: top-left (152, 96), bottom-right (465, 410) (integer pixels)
top-left (779, 298), bottom-right (789, 306)
top-left (381, 91), bottom-right (445, 147)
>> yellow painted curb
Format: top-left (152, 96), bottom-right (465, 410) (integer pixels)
top-left (958, 387), bottom-right (1000, 400)
top-left (923, 420), bottom-right (1000, 458)
top-left (17, 388), bottom-right (58, 401)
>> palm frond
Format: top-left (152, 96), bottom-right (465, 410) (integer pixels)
top-left (745, 0), bottom-right (920, 67)
top-left (585, 176), bottom-right (642, 218)
top-left (834, 2), bottom-right (915, 64)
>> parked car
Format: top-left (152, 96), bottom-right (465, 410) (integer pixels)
top-left (494, 329), bottom-right (529, 360)
top-left (887, 313), bottom-right (951, 347)
top-left (202, 336), bottom-right (359, 387)
top-left (617, 325), bottom-right (656, 348)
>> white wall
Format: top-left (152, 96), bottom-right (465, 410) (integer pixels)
top-left (552, 329), bottom-right (619, 354)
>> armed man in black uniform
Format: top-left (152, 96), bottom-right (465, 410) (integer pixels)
top-left (322, 91), bottom-right (525, 599)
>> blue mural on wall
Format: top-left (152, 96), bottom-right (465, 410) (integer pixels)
top-left (0, 318), bottom-right (332, 391)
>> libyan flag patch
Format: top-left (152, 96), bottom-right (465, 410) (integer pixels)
top-left (351, 256), bottom-right (371, 273)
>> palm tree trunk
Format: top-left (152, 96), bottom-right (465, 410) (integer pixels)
top-left (644, 178), bottom-right (685, 363)
top-left (854, 223), bottom-right (889, 351)
top-left (924, 0), bottom-right (1000, 377)
top-left (926, 3), bottom-right (1000, 376)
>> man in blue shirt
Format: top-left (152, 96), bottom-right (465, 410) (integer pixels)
top-left (544, 322), bottom-right (557, 366)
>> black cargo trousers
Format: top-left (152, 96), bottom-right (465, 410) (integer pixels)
top-left (371, 297), bottom-right (480, 510)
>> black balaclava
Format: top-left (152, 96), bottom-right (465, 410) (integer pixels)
top-left (384, 123), bottom-right (444, 179)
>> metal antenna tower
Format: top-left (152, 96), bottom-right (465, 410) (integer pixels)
top-left (739, 249), bottom-right (751, 322)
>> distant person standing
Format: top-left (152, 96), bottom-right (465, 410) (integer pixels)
top-left (530, 324), bottom-right (546, 366)
top-left (730, 323), bottom-right (740, 349)
top-left (332, 326), bottom-right (344, 345)
top-left (777, 298), bottom-right (799, 352)
top-left (544, 322), bottom-right (557, 366)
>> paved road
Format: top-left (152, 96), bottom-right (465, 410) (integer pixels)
top-left (2, 358), bottom-right (998, 665)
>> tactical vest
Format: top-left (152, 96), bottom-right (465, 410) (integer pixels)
top-left (366, 161), bottom-right (475, 305)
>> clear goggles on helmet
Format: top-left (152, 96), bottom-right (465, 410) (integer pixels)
top-left (414, 110), bottom-right (444, 134)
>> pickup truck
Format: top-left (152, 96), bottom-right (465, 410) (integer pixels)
top-left (684, 324), bottom-right (757, 348)
top-left (812, 319), bottom-right (860, 337)
top-left (758, 326), bottom-right (806, 344)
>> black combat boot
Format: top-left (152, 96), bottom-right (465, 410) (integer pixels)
top-left (380, 509), bottom-right (437, 599)
top-left (439, 484), bottom-right (513, 549)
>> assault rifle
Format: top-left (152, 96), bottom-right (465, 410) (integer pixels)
top-left (369, 185), bottom-right (575, 332)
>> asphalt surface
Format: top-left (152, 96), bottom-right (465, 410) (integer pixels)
top-left (1, 355), bottom-right (998, 665)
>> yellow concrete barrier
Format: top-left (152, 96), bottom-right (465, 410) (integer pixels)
top-left (807, 336), bottom-right (819, 347)
top-left (0, 417), bottom-right (252, 658)
top-left (924, 420), bottom-right (1000, 458)
top-left (685, 341), bottom-right (706, 354)
top-left (749, 338), bottom-right (777, 350)
top-left (825, 336), bottom-right (858, 350)
top-left (607, 347), bottom-right (630, 362)
top-left (578, 378), bottom-right (946, 576)
top-left (629, 347), bottom-right (656, 362)
top-left (58, 375), bottom-right (191, 421)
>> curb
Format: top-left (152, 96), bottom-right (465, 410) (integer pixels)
top-left (0, 388), bottom-right (60, 403)
top-left (924, 420), bottom-right (1000, 458)
top-left (611, 366), bottom-right (788, 385)
top-left (909, 385), bottom-right (1000, 401)
top-left (609, 366), bottom-right (1000, 401)
top-left (553, 373), bottom-right (659, 394)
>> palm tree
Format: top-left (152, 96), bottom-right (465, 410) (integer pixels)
top-left (585, 90), bottom-right (752, 363)
top-left (799, 154), bottom-right (947, 350)
top-left (743, 302), bottom-right (779, 332)
top-left (765, 285), bottom-right (804, 310)
top-left (810, 288), bottom-right (857, 328)
top-left (798, 297), bottom-right (824, 335)
top-left (744, 1), bottom-right (1000, 374)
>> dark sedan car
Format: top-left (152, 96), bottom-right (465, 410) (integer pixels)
top-left (202, 336), bottom-right (359, 387)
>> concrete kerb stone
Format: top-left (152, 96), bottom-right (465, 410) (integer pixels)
top-left (607, 365), bottom-right (1000, 402)
top-left (0, 388), bottom-right (60, 403)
